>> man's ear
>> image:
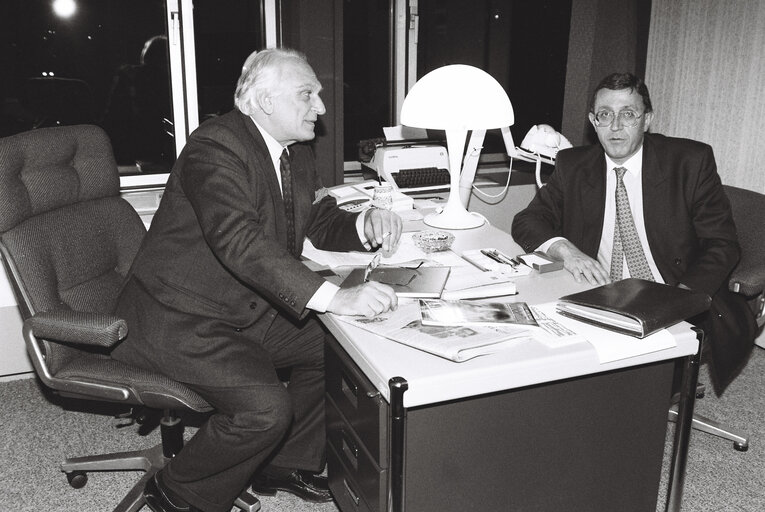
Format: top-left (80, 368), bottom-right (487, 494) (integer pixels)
top-left (257, 92), bottom-right (274, 115)
top-left (587, 112), bottom-right (597, 129)
top-left (643, 111), bottom-right (654, 132)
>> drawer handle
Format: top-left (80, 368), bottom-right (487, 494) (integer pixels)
top-left (341, 430), bottom-right (359, 470)
top-left (343, 477), bottom-right (361, 506)
top-left (341, 370), bottom-right (359, 408)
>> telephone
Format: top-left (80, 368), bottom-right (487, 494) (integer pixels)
top-left (502, 124), bottom-right (571, 187)
top-left (519, 124), bottom-right (572, 160)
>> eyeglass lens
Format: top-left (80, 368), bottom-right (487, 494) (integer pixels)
top-left (594, 110), bottom-right (640, 127)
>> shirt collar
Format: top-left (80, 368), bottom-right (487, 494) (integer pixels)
top-left (605, 146), bottom-right (644, 177)
top-left (250, 116), bottom-right (289, 162)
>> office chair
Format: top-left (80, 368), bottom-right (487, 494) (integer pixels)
top-left (0, 125), bottom-right (260, 512)
top-left (668, 184), bottom-right (765, 451)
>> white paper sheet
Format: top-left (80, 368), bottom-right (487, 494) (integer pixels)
top-left (533, 302), bottom-right (677, 364)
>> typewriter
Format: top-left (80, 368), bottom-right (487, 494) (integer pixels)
top-left (365, 141), bottom-right (451, 192)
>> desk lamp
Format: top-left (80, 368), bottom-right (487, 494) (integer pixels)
top-left (400, 64), bottom-right (514, 229)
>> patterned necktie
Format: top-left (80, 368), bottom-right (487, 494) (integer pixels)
top-left (279, 149), bottom-right (297, 256)
top-left (609, 166), bottom-right (654, 281)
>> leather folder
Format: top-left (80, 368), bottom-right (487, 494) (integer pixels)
top-left (556, 278), bottom-right (712, 338)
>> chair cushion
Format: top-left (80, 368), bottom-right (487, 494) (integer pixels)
top-left (0, 125), bottom-right (119, 232)
top-left (56, 354), bottom-right (213, 413)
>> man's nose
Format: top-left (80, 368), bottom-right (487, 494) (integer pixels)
top-left (312, 97), bottom-right (326, 115)
top-left (609, 115), bottom-right (624, 130)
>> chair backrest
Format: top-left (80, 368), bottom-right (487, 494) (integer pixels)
top-left (0, 125), bottom-right (146, 376)
top-left (725, 185), bottom-right (765, 299)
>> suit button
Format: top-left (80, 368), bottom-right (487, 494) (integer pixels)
top-left (674, 258), bottom-right (682, 265)
top-left (234, 328), bottom-right (242, 332)
top-left (290, 299), bottom-right (296, 306)
top-left (249, 302), bottom-right (257, 309)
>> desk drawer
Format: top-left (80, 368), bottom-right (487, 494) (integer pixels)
top-left (325, 340), bottom-right (388, 465)
top-left (327, 443), bottom-right (375, 512)
top-left (327, 397), bottom-right (387, 512)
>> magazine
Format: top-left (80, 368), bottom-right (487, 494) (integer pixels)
top-left (419, 299), bottom-right (539, 327)
top-left (332, 302), bottom-right (534, 362)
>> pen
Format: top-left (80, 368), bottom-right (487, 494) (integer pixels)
top-left (481, 249), bottom-right (517, 267)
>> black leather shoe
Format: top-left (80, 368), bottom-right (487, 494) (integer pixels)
top-left (251, 470), bottom-right (333, 503)
top-left (144, 471), bottom-right (202, 512)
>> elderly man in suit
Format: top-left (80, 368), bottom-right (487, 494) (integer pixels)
top-left (112, 48), bottom-right (401, 512)
top-left (512, 72), bottom-right (756, 395)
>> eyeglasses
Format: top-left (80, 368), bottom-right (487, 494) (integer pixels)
top-left (592, 109), bottom-right (643, 128)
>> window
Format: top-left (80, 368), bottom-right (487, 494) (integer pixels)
top-left (0, 0), bottom-right (266, 187)
top-left (342, 0), bottom-right (572, 161)
top-left (1, 0), bottom-right (174, 175)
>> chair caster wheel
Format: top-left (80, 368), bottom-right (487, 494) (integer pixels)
top-left (66, 470), bottom-right (88, 488)
top-left (734, 441), bottom-right (749, 452)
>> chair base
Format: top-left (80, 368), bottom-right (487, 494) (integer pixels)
top-left (668, 406), bottom-right (749, 451)
top-left (61, 443), bottom-right (261, 512)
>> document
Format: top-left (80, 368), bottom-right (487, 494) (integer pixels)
top-left (533, 302), bottom-right (677, 363)
top-left (332, 302), bottom-right (534, 362)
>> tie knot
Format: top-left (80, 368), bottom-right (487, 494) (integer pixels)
top-left (614, 166), bottom-right (627, 180)
top-left (280, 149), bottom-right (290, 166)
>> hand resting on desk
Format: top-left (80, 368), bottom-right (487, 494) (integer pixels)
top-left (548, 239), bottom-right (610, 286)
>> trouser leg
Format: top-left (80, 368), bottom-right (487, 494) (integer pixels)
top-left (160, 315), bottom-right (326, 512)
top-left (259, 315), bottom-right (327, 472)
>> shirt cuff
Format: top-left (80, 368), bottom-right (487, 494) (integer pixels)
top-left (536, 236), bottom-right (567, 254)
top-left (357, 210), bottom-right (371, 250)
top-left (306, 281), bottom-right (340, 313)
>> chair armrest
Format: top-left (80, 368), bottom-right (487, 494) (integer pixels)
top-left (729, 263), bottom-right (765, 297)
top-left (24, 310), bottom-right (128, 348)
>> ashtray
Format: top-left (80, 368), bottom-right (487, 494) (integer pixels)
top-left (412, 230), bottom-right (455, 253)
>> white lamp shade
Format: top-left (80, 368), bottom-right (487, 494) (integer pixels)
top-left (400, 64), bottom-right (514, 130)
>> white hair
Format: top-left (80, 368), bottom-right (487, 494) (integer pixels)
top-left (233, 48), bottom-right (308, 116)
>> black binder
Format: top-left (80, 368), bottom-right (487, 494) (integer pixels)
top-left (556, 278), bottom-right (712, 338)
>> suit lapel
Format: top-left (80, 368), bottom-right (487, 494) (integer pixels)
top-left (237, 111), bottom-right (290, 244)
top-left (579, 149), bottom-right (608, 257)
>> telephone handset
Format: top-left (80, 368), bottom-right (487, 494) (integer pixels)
top-left (519, 124), bottom-right (572, 161)
top-left (502, 124), bottom-right (571, 187)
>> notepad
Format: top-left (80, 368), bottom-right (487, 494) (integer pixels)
top-left (340, 266), bottom-right (451, 298)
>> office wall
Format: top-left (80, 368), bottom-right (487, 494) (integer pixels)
top-left (281, 0), bottom-right (345, 187)
top-left (645, 0), bottom-right (765, 193)
top-left (562, 0), bottom-right (651, 147)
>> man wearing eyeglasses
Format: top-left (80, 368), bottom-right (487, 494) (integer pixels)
top-left (512, 72), bottom-right (755, 393)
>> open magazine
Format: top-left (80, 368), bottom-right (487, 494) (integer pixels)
top-left (332, 301), bottom-right (535, 362)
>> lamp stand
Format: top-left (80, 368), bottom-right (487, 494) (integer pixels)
top-left (423, 129), bottom-right (485, 230)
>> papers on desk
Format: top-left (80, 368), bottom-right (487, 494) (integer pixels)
top-left (333, 302), bottom-right (534, 362)
top-left (302, 233), bottom-right (429, 268)
top-left (533, 302), bottom-right (677, 363)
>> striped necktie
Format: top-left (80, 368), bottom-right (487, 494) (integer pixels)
top-left (609, 166), bottom-right (654, 281)
top-left (279, 149), bottom-right (297, 256)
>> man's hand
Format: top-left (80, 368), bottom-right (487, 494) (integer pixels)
top-left (327, 282), bottom-right (399, 318)
top-left (547, 239), bottom-right (610, 285)
top-left (364, 208), bottom-right (403, 254)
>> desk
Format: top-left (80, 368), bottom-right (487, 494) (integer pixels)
top-left (319, 222), bottom-right (700, 512)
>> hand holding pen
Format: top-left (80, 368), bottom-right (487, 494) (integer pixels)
top-left (364, 208), bottom-right (403, 255)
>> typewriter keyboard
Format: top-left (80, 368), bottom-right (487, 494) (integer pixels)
top-left (393, 167), bottom-right (451, 189)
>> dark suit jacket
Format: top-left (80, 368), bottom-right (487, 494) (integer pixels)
top-left (112, 109), bottom-right (365, 385)
top-left (512, 133), bottom-right (755, 391)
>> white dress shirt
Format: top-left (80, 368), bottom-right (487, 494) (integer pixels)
top-left (596, 149), bottom-right (663, 282)
top-left (251, 119), bottom-right (369, 311)
top-left (537, 146), bottom-right (664, 283)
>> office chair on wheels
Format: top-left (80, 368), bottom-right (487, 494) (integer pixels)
top-left (0, 125), bottom-right (260, 512)
top-left (668, 184), bottom-right (765, 451)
